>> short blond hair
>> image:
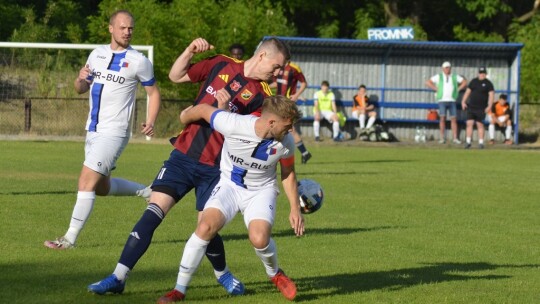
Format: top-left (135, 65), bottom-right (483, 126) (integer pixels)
top-left (262, 95), bottom-right (301, 123)
top-left (109, 10), bottom-right (134, 25)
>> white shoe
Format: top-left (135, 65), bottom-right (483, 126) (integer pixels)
top-left (453, 139), bottom-right (462, 144)
top-left (136, 185), bottom-right (152, 203)
top-left (44, 236), bottom-right (74, 250)
top-left (438, 139), bottom-right (446, 144)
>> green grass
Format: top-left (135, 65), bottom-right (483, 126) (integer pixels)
top-left (0, 140), bottom-right (539, 303)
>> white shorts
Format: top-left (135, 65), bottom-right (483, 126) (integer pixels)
top-left (494, 116), bottom-right (508, 124)
top-left (319, 110), bottom-right (336, 122)
top-left (83, 132), bottom-right (129, 175)
top-left (204, 179), bottom-right (278, 228)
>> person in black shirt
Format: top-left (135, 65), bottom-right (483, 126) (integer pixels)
top-left (461, 67), bottom-right (495, 149)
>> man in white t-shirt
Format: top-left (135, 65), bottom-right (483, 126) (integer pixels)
top-left (426, 61), bottom-right (467, 144)
top-left (157, 95), bottom-right (304, 303)
top-left (44, 10), bottom-right (161, 250)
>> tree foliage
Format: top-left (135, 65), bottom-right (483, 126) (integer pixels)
top-left (2, 0), bottom-right (539, 102)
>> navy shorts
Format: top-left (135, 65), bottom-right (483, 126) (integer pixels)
top-left (151, 149), bottom-right (220, 211)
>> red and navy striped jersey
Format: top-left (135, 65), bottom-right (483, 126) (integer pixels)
top-left (274, 62), bottom-right (305, 97)
top-left (173, 55), bottom-right (273, 167)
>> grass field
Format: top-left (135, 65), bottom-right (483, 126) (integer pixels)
top-left (0, 140), bottom-right (539, 303)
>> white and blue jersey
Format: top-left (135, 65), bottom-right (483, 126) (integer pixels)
top-left (84, 45), bottom-right (155, 137)
top-left (210, 110), bottom-right (295, 191)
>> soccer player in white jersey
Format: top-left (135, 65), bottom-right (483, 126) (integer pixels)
top-left (44, 10), bottom-right (161, 249)
top-left (157, 95), bottom-right (304, 303)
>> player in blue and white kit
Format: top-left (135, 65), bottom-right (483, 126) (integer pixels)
top-left (44, 10), bottom-right (161, 250)
top-left (157, 95), bottom-right (304, 303)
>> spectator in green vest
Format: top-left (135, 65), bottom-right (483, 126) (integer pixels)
top-left (426, 61), bottom-right (467, 144)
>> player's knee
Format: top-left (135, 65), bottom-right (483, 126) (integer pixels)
top-left (248, 227), bottom-right (270, 249)
top-left (249, 234), bottom-right (269, 249)
top-left (196, 221), bottom-right (218, 240)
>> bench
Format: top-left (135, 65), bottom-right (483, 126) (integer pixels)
top-left (295, 99), bottom-right (514, 141)
top-left (295, 99), bottom-right (443, 138)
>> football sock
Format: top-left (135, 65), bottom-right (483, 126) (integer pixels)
top-left (479, 139), bottom-right (484, 144)
top-left (65, 191), bottom-right (95, 244)
top-left (118, 203), bottom-right (164, 269)
top-left (108, 178), bottom-right (146, 196)
top-left (205, 233), bottom-right (226, 272)
top-left (488, 124), bottom-right (495, 139)
top-left (359, 114), bottom-right (366, 128)
top-left (176, 233), bottom-right (209, 293)
top-left (506, 125), bottom-right (512, 139)
top-left (254, 238), bottom-right (278, 277)
top-left (295, 141), bottom-right (308, 154)
top-left (366, 116), bottom-right (376, 129)
top-left (113, 263), bottom-right (130, 282)
top-left (332, 121), bottom-right (340, 138)
top-left (466, 137), bottom-right (472, 144)
top-left (313, 121), bottom-right (320, 137)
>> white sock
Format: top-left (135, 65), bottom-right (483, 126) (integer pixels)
top-left (332, 121), bottom-right (340, 138)
top-left (313, 121), bottom-right (320, 137)
top-left (506, 126), bottom-right (512, 139)
top-left (108, 178), bottom-right (145, 196)
top-left (479, 139), bottom-right (484, 144)
top-left (254, 238), bottom-right (278, 277)
top-left (366, 116), bottom-right (376, 129)
top-left (176, 233), bottom-right (209, 294)
top-left (359, 114), bottom-right (366, 129)
top-left (113, 263), bottom-right (131, 282)
top-left (466, 137), bottom-right (472, 144)
top-left (65, 191), bottom-right (95, 244)
top-left (488, 124), bottom-right (495, 140)
top-left (214, 266), bottom-right (229, 280)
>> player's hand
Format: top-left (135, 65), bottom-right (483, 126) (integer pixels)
top-left (78, 64), bottom-right (92, 83)
top-left (188, 38), bottom-right (214, 54)
top-left (215, 89), bottom-right (231, 110)
top-left (289, 210), bottom-right (305, 237)
top-left (140, 122), bottom-right (154, 136)
top-left (462, 102), bottom-right (467, 110)
top-left (290, 94), bottom-right (299, 102)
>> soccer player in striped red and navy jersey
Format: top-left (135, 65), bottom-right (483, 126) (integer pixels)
top-left (88, 37), bottom-right (291, 296)
top-left (272, 61), bottom-right (312, 164)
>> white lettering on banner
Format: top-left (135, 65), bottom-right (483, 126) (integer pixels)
top-left (367, 27), bottom-right (414, 41)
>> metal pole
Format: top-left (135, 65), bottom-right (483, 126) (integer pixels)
top-left (24, 98), bottom-right (31, 132)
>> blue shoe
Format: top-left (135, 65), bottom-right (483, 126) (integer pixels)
top-left (88, 274), bottom-right (125, 295)
top-left (217, 271), bottom-right (245, 295)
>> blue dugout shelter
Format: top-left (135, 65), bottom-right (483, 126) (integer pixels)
top-left (269, 36), bottom-right (524, 143)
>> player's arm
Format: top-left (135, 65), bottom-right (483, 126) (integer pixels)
top-left (74, 64), bottom-right (91, 94)
top-left (331, 99), bottom-right (338, 113)
top-left (461, 88), bottom-right (471, 110)
top-left (458, 76), bottom-right (468, 90)
top-left (179, 88), bottom-right (230, 125)
top-left (486, 90), bottom-right (495, 113)
top-left (365, 98), bottom-right (374, 111)
top-left (280, 158), bottom-right (304, 237)
top-left (180, 104), bottom-right (217, 125)
top-left (290, 80), bottom-right (307, 102)
top-left (169, 38), bottom-right (214, 83)
top-left (425, 78), bottom-right (437, 91)
top-left (140, 84), bottom-right (161, 136)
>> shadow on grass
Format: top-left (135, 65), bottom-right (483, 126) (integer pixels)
top-left (287, 262), bottom-right (538, 301)
top-left (304, 159), bottom-right (415, 165)
top-left (152, 226), bottom-right (399, 245)
top-left (1, 190), bottom-right (72, 195)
